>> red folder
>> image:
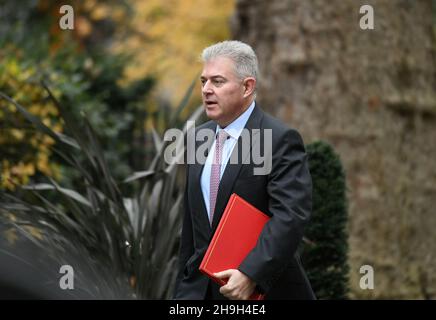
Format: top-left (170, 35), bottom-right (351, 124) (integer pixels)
top-left (199, 193), bottom-right (270, 300)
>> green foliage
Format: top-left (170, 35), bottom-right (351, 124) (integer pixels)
top-left (0, 83), bottom-right (203, 299)
top-left (1, 45), bottom-right (156, 190)
top-left (0, 55), bottom-right (63, 189)
top-left (50, 49), bottom-right (156, 189)
top-left (0, 1), bottom-right (156, 191)
top-left (302, 140), bottom-right (350, 299)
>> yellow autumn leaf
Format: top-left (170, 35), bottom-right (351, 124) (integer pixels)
top-left (76, 16), bottom-right (92, 38)
top-left (91, 4), bottom-right (110, 21)
top-left (23, 226), bottom-right (44, 241)
top-left (4, 228), bottom-right (18, 245)
top-left (10, 129), bottom-right (25, 140)
top-left (7, 59), bottom-right (19, 76)
top-left (43, 135), bottom-right (55, 145)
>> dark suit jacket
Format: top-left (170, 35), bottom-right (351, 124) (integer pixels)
top-left (174, 104), bottom-right (315, 300)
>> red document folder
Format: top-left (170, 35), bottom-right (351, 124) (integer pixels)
top-left (199, 193), bottom-right (270, 300)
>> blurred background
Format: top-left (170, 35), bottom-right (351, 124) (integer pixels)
top-left (0, 0), bottom-right (435, 299)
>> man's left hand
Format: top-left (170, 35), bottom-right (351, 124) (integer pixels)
top-left (214, 269), bottom-right (256, 300)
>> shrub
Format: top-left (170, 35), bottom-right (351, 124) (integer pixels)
top-left (302, 140), bottom-right (349, 299)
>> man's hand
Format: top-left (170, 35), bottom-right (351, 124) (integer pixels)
top-left (214, 269), bottom-right (256, 300)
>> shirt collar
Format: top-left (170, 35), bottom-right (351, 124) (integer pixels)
top-left (216, 101), bottom-right (256, 140)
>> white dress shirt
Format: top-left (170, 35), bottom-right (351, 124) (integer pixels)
top-left (200, 101), bottom-right (256, 218)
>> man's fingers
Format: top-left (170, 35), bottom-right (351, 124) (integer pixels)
top-left (219, 283), bottom-right (237, 298)
top-left (219, 284), bottom-right (231, 295)
top-left (214, 269), bottom-right (235, 279)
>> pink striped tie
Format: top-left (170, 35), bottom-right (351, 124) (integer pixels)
top-left (209, 130), bottom-right (229, 225)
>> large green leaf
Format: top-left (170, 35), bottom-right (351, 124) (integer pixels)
top-left (0, 79), bottom-right (200, 299)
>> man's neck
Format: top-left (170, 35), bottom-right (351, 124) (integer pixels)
top-left (219, 98), bottom-right (254, 128)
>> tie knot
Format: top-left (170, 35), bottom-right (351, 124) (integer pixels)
top-left (217, 130), bottom-right (229, 143)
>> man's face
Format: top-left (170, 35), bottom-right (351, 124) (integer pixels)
top-left (200, 57), bottom-right (246, 127)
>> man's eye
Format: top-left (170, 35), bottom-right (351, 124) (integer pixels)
top-left (213, 79), bottom-right (224, 86)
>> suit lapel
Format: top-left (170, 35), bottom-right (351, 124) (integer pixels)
top-left (211, 105), bottom-right (264, 230)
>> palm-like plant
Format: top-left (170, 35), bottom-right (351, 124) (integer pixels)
top-left (0, 80), bottom-right (203, 299)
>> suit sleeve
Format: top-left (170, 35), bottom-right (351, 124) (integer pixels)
top-left (173, 165), bottom-right (194, 297)
top-left (238, 128), bottom-right (312, 293)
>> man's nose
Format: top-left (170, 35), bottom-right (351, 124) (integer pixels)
top-left (202, 80), bottom-right (213, 95)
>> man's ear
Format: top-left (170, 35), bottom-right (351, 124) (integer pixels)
top-left (243, 78), bottom-right (256, 98)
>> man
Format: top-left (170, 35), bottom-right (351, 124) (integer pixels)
top-left (174, 40), bottom-right (314, 300)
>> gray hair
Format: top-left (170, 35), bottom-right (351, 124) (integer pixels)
top-left (201, 40), bottom-right (259, 81)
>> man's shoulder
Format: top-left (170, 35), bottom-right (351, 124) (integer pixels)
top-left (259, 106), bottom-right (300, 138)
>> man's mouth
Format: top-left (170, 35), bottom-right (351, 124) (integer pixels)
top-left (205, 101), bottom-right (218, 109)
